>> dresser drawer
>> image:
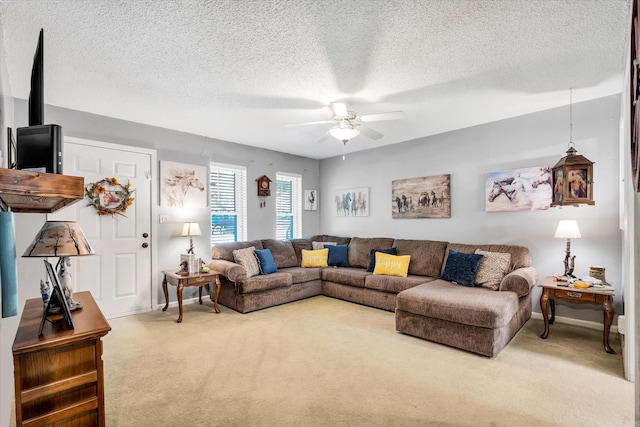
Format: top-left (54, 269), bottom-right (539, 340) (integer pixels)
top-left (554, 289), bottom-right (595, 302)
top-left (186, 275), bottom-right (214, 286)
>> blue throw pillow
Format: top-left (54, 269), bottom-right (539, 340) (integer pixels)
top-left (326, 244), bottom-right (349, 267)
top-left (366, 247), bottom-right (397, 272)
top-left (441, 249), bottom-right (484, 287)
top-left (254, 248), bottom-right (278, 275)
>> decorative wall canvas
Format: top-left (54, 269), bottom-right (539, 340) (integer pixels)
top-left (334, 187), bottom-right (369, 216)
top-left (485, 166), bottom-right (552, 212)
top-left (160, 161), bottom-right (207, 208)
top-left (304, 190), bottom-right (318, 211)
top-left (392, 174), bottom-right (451, 218)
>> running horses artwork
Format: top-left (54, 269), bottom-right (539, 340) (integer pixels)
top-left (335, 187), bottom-right (369, 217)
top-left (160, 161), bottom-right (207, 208)
top-left (485, 166), bottom-right (552, 212)
top-left (391, 174), bottom-right (450, 219)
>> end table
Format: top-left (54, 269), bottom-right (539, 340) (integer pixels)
top-left (162, 270), bottom-right (221, 323)
top-left (538, 276), bottom-right (615, 354)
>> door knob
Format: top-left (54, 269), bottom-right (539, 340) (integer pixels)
top-left (142, 242), bottom-right (149, 248)
top-left (142, 233), bottom-right (149, 238)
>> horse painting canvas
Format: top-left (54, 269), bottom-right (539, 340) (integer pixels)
top-left (392, 174), bottom-right (450, 219)
top-left (485, 166), bottom-right (552, 212)
top-left (334, 187), bottom-right (369, 217)
top-left (160, 161), bottom-right (207, 208)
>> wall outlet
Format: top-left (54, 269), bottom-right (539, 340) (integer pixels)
top-left (159, 215), bottom-right (169, 224)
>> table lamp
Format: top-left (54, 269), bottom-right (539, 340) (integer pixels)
top-left (554, 219), bottom-right (581, 277)
top-left (23, 221), bottom-right (95, 310)
top-left (182, 222), bottom-right (202, 256)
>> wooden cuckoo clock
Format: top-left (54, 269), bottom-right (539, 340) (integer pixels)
top-left (256, 175), bottom-right (272, 197)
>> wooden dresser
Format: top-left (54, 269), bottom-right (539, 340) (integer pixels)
top-left (12, 291), bottom-right (111, 426)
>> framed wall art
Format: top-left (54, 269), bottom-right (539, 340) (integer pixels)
top-left (304, 190), bottom-right (317, 211)
top-left (160, 160), bottom-right (207, 208)
top-left (392, 174), bottom-right (450, 219)
top-left (485, 166), bottom-right (552, 212)
top-left (334, 187), bottom-right (368, 217)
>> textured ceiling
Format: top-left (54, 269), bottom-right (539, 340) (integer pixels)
top-left (0, 0), bottom-right (632, 159)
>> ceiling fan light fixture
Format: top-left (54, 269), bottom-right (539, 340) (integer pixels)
top-left (329, 125), bottom-right (359, 143)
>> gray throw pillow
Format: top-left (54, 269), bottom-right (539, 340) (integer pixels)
top-left (474, 249), bottom-right (511, 290)
top-left (232, 246), bottom-right (260, 278)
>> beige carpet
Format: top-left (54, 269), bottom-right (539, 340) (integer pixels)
top-left (102, 296), bottom-right (634, 426)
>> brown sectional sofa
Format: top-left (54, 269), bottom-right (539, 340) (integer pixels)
top-left (209, 235), bottom-right (538, 357)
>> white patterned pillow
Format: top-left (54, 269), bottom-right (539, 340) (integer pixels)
top-left (232, 246), bottom-right (260, 278)
top-left (474, 249), bottom-right (511, 290)
top-left (312, 241), bottom-right (336, 250)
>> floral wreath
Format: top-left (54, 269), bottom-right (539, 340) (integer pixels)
top-left (85, 177), bottom-right (135, 217)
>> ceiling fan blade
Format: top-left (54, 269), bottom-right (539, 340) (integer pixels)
top-left (330, 102), bottom-right (348, 118)
top-left (285, 120), bottom-right (334, 127)
top-left (358, 125), bottom-right (383, 140)
top-left (316, 131), bottom-right (332, 144)
top-left (359, 111), bottom-right (405, 122)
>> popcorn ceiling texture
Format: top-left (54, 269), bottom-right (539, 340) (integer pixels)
top-left (0, 0), bottom-right (631, 159)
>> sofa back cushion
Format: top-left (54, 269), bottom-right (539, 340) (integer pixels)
top-left (290, 238), bottom-right (313, 265)
top-left (320, 235), bottom-right (352, 245)
top-left (446, 243), bottom-right (531, 272)
top-left (261, 239), bottom-right (299, 268)
top-left (348, 237), bottom-right (395, 268)
top-left (212, 240), bottom-right (264, 262)
top-left (392, 239), bottom-right (449, 277)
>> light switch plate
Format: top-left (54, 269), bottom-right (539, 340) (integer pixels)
top-left (159, 215), bottom-right (169, 224)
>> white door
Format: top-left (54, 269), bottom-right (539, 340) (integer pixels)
top-left (49, 138), bottom-right (154, 318)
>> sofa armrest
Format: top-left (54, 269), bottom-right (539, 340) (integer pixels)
top-left (499, 266), bottom-right (538, 297)
top-left (208, 259), bottom-right (246, 282)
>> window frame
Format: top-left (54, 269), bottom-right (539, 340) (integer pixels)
top-left (210, 162), bottom-right (247, 244)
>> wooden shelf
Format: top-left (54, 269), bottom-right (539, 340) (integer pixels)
top-left (0, 168), bottom-right (84, 213)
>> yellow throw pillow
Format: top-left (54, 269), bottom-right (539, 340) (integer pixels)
top-left (373, 252), bottom-right (411, 277)
top-left (301, 248), bottom-right (329, 268)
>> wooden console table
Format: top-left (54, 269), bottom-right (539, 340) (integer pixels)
top-left (538, 276), bottom-right (615, 354)
top-left (162, 270), bottom-right (221, 323)
top-left (12, 291), bottom-right (111, 426)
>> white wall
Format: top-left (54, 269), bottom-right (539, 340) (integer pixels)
top-left (11, 99), bottom-right (322, 305)
top-left (320, 94), bottom-right (622, 324)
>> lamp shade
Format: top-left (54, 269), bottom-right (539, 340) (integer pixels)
top-left (181, 222), bottom-right (202, 237)
top-left (554, 220), bottom-right (582, 239)
top-left (23, 221), bottom-right (95, 257)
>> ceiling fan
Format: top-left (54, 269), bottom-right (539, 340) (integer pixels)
top-left (285, 102), bottom-right (405, 145)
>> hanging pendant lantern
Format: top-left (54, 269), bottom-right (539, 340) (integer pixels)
top-left (550, 89), bottom-right (595, 207)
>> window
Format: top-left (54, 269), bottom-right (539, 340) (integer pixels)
top-left (210, 163), bottom-right (247, 244)
top-left (276, 172), bottom-right (302, 240)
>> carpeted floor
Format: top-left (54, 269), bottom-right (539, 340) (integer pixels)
top-left (102, 296), bottom-right (634, 426)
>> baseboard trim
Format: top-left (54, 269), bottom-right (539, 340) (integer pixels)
top-left (531, 312), bottom-right (619, 334)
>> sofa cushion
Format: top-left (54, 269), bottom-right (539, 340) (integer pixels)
top-left (320, 235), bottom-right (352, 245)
top-left (373, 253), bottom-right (411, 277)
top-left (237, 272), bottom-right (293, 294)
top-left (365, 274), bottom-right (431, 294)
top-left (232, 247), bottom-right (260, 278)
top-left (348, 237), bottom-right (395, 268)
top-left (279, 266), bottom-right (322, 284)
top-left (392, 239), bottom-right (449, 277)
top-left (396, 280), bottom-right (520, 329)
top-left (301, 249), bottom-right (329, 267)
top-left (366, 247), bottom-right (397, 272)
top-left (290, 239), bottom-right (313, 264)
top-left (474, 249), bottom-right (511, 290)
top-left (254, 248), bottom-right (278, 275)
top-left (322, 267), bottom-right (370, 288)
top-left (212, 240), bottom-right (264, 262)
top-left (441, 249), bottom-right (483, 287)
top-left (327, 244), bottom-right (349, 267)
top-left (261, 239), bottom-right (298, 268)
